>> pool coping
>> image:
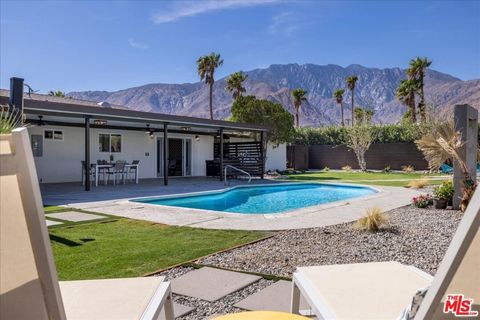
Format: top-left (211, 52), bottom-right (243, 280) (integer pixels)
top-left (64, 182), bottom-right (424, 230)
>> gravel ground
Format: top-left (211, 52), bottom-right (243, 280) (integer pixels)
top-left (156, 267), bottom-right (273, 320)
top-left (198, 205), bottom-right (463, 276)
top-left (156, 205), bottom-right (462, 319)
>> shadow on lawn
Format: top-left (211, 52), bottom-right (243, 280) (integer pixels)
top-left (49, 234), bottom-right (83, 247)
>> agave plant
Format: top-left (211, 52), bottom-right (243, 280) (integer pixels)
top-left (0, 105), bottom-right (22, 134)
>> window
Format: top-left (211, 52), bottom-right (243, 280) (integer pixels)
top-left (44, 129), bottom-right (63, 141)
top-left (99, 133), bottom-right (122, 153)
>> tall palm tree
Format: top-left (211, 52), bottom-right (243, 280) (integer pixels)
top-left (333, 89), bottom-right (345, 126)
top-left (396, 78), bottom-right (419, 123)
top-left (47, 90), bottom-right (65, 97)
top-left (408, 57), bottom-right (432, 123)
top-left (291, 88), bottom-right (307, 127)
top-left (197, 52), bottom-right (223, 120)
top-left (346, 75), bottom-right (358, 126)
top-left (225, 71), bottom-right (247, 100)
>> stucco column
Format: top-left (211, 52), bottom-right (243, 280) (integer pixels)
top-left (453, 104), bottom-right (478, 209)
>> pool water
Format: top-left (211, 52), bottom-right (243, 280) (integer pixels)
top-left (133, 183), bottom-right (377, 214)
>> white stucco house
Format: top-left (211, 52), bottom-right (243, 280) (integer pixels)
top-left (1, 78), bottom-right (286, 189)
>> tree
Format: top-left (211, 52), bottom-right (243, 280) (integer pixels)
top-left (354, 107), bottom-right (374, 125)
top-left (225, 71), bottom-right (247, 100)
top-left (346, 124), bottom-right (373, 171)
top-left (333, 89), bottom-right (345, 126)
top-left (396, 78), bottom-right (419, 123)
top-left (231, 95), bottom-right (295, 146)
top-left (408, 57), bottom-right (432, 123)
top-left (291, 88), bottom-right (307, 128)
top-left (48, 90), bottom-right (66, 97)
top-left (197, 52), bottom-right (223, 120)
top-left (346, 75), bottom-right (358, 126)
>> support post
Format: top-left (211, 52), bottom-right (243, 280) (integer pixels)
top-left (219, 128), bottom-right (224, 182)
top-left (84, 116), bottom-right (91, 191)
top-left (260, 131), bottom-right (265, 179)
top-left (163, 123), bottom-right (168, 186)
top-left (453, 104), bottom-right (478, 209)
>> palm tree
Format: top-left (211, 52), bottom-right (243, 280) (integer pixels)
top-left (225, 71), bottom-right (247, 100)
top-left (396, 78), bottom-right (419, 123)
top-left (408, 57), bottom-right (432, 123)
top-left (291, 88), bottom-right (307, 127)
top-left (48, 90), bottom-right (65, 97)
top-left (197, 52), bottom-right (224, 120)
top-left (333, 89), bottom-right (345, 126)
top-left (346, 75), bottom-right (358, 126)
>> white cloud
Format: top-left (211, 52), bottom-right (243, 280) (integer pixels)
top-left (152, 0), bottom-right (281, 24)
top-left (268, 11), bottom-right (298, 36)
top-left (128, 38), bottom-right (149, 49)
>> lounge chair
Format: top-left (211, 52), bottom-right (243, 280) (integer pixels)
top-left (291, 187), bottom-right (479, 319)
top-left (0, 128), bottom-right (174, 320)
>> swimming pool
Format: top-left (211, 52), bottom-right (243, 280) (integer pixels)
top-left (132, 183), bottom-right (377, 214)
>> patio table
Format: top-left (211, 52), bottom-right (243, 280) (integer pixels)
top-left (81, 163), bottom-right (139, 186)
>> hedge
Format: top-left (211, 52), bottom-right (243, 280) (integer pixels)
top-left (295, 124), bottom-right (433, 145)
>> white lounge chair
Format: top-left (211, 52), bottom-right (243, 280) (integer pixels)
top-left (291, 188), bottom-right (479, 319)
top-left (0, 128), bottom-right (174, 320)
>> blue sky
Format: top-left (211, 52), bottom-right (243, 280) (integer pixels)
top-left (1, 0), bottom-right (479, 93)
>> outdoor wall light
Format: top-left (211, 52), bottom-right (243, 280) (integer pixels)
top-left (181, 126), bottom-right (191, 131)
top-left (195, 135), bottom-right (200, 141)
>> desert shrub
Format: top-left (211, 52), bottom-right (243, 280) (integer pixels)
top-left (407, 179), bottom-right (429, 189)
top-left (402, 165), bottom-right (415, 172)
top-left (355, 207), bottom-right (388, 232)
top-left (382, 166), bottom-right (391, 173)
top-left (0, 105), bottom-right (22, 134)
top-left (323, 166), bottom-right (330, 172)
top-left (341, 165), bottom-right (352, 172)
top-left (412, 194), bottom-right (432, 208)
top-left (433, 180), bottom-right (454, 201)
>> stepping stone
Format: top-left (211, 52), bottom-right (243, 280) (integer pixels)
top-left (46, 220), bottom-right (63, 226)
top-left (171, 267), bottom-right (261, 302)
top-left (159, 302), bottom-right (194, 319)
top-left (234, 280), bottom-right (309, 313)
top-left (46, 211), bottom-right (105, 222)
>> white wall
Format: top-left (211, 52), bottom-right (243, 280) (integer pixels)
top-left (229, 137), bottom-right (287, 172)
top-left (27, 126), bottom-right (214, 183)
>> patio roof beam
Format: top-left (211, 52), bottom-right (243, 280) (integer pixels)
top-left (219, 128), bottom-right (224, 182)
top-left (24, 119), bottom-right (218, 136)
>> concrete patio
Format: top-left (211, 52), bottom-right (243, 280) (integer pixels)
top-left (41, 177), bottom-right (423, 231)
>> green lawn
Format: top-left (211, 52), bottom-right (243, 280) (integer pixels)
top-left (285, 171), bottom-right (450, 187)
top-left (50, 218), bottom-right (269, 280)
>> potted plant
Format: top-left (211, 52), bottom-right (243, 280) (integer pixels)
top-left (432, 180), bottom-right (454, 209)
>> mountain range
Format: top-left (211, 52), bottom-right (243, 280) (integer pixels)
top-left (68, 63), bottom-right (480, 126)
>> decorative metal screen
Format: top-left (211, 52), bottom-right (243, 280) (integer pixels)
top-left (214, 141), bottom-right (263, 176)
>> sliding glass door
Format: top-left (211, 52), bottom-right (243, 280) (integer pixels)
top-left (156, 137), bottom-right (192, 177)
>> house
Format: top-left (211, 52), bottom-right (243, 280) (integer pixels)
top-left (1, 78), bottom-right (286, 189)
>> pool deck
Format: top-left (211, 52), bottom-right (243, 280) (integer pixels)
top-left (41, 177), bottom-right (423, 230)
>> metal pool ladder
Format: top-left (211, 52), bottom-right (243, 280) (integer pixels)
top-left (224, 165), bottom-right (252, 186)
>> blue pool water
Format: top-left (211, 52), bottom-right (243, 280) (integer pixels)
top-left (133, 183), bottom-right (377, 214)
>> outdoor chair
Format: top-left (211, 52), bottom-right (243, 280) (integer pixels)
top-left (106, 160), bottom-right (127, 185)
top-left (81, 160), bottom-right (96, 186)
top-left (129, 160), bottom-right (140, 183)
top-left (291, 188), bottom-right (479, 319)
top-left (0, 128), bottom-right (174, 320)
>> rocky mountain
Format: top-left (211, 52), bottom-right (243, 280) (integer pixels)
top-left (68, 63), bottom-right (480, 126)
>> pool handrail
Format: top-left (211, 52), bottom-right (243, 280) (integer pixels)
top-left (224, 165), bottom-right (252, 185)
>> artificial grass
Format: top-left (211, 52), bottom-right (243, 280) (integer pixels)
top-left (286, 171), bottom-right (449, 187)
top-left (50, 218), bottom-right (269, 280)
